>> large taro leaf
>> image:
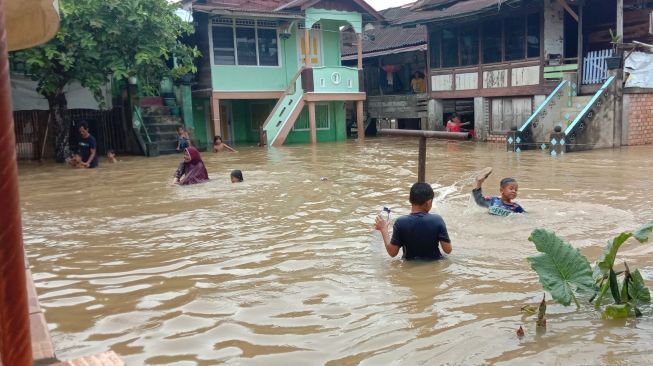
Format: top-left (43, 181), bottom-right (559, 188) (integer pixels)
top-left (593, 232), bottom-right (632, 280)
top-left (527, 229), bottom-right (596, 308)
top-left (633, 220), bottom-right (653, 243)
top-left (594, 221), bottom-right (653, 280)
top-left (628, 269), bottom-right (651, 306)
top-left (603, 303), bottom-right (631, 319)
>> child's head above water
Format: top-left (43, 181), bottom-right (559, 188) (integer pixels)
top-left (499, 177), bottom-right (519, 202)
top-left (214, 135), bottom-right (223, 145)
top-left (230, 169), bottom-right (243, 183)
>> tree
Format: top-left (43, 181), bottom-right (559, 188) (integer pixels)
top-left (11, 0), bottom-right (199, 162)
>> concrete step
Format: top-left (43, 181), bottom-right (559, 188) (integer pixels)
top-left (148, 131), bottom-right (179, 143)
top-left (143, 123), bottom-right (179, 134)
top-left (142, 105), bottom-right (171, 116)
top-left (143, 115), bottom-right (181, 125)
top-left (571, 95), bottom-right (592, 104)
top-left (559, 108), bottom-right (581, 121)
top-left (159, 147), bottom-right (180, 155)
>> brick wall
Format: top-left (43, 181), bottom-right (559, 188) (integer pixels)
top-left (486, 134), bottom-right (507, 143)
top-left (626, 93), bottom-right (653, 146)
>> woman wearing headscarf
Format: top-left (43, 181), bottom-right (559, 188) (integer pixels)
top-left (172, 147), bottom-right (209, 185)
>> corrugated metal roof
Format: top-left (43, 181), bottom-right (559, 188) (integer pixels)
top-left (192, 0), bottom-right (384, 21)
top-left (394, 0), bottom-right (512, 26)
top-left (193, 0), bottom-right (289, 13)
top-left (342, 4), bottom-right (427, 57)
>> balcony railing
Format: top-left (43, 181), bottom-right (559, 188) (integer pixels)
top-left (302, 66), bottom-right (361, 93)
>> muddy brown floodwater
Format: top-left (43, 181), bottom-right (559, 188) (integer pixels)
top-left (18, 138), bottom-right (653, 365)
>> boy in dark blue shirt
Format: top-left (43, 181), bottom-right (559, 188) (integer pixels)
top-left (374, 182), bottom-right (452, 260)
top-left (472, 167), bottom-right (524, 216)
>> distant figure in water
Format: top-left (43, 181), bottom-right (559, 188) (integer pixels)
top-left (176, 126), bottom-right (191, 152)
top-left (172, 147), bottom-right (209, 185)
top-left (445, 113), bottom-right (470, 133)
top-left (213, 135), bottom-right (237, 153)
top-left (374, 182), bottom-right (452, 260)
top-left (107, 149), bottom-right (118, 163)
top-left (230, 169), bottom-right (243, 183)
top-left (472, 167), bottom-right (525, 215)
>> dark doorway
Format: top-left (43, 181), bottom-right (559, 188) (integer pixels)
top-left (398, 118), bottom-right (421, 130)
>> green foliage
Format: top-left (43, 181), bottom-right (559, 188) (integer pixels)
top-left (10, 0), bottom-right (199, 161)
top-left (528, 220), bottom-right (653, 319)
top-left (11, 0), bottom-right (199, 101)
top-left (608, 28), bottom-right (622, 44)
top-left (527, 229), bottom-right (596, 308)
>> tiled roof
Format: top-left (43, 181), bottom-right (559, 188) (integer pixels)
top-left (342, 4), bottom-right (426, 57)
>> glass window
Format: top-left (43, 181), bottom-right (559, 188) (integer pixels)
top-left (442, 28), bottom-right (459, 68)
top-left (257, 28), bottom-right (279, 66)
top-left (482, 22), bottom-right (502, 63)
top-left (236, 27), bottom-right (257, 65)
top-left (527, 13), bottom-right (540, 58)
top-left (429, 30), bottom-right (441, 69)
top-left (460, 25), bottom-right (479, 66)
top-left (504, 17), bottom-right (526, 61)
top-left (213, 26), bottom-right (235, 65)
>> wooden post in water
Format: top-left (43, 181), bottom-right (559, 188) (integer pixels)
top-left (0, 1), bottom-right (33, 363)
top-left (379, 129), bottom-right (471, 183)
top-left (418, 136), bottom-right (426, 183)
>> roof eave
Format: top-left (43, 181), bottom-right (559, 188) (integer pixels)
top-left (194, 8), bottom-right (305, 20)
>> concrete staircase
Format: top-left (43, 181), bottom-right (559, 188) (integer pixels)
top-left (557, 95), bottom-right (592, 130)
top-left (509, 74), bottom-right (617, 154)
top-left (141, 106), bottom-right (182, 155)
top-left (263, 70), bottom-right (305, 147)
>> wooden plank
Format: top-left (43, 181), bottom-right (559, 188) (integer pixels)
top-left (543, 64), bottom-right (578, 72)
top-left (49, 351), bottom-right (125, 366)
top-left (544, 72), bottom-right (565, 79)
top-left (30, 312), bottom-right (55, 361)
top-left (25, 269), bottom-right (41, 315)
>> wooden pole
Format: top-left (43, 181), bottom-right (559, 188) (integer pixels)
top-left (616, 0), bottom-right (623, 40)
top-left (418, 136), bottom-right (426, 183)
top-left (357, 33), bottom-right (363, 70)
top-left (378, 128), bottom-right (472, 140)
top-left (356, 100), bottom-right (364, 141)
top-left (210, 95), bottom-right (221, 139)
top-left (304, 27), bottom-right (311, 68)
top-left (0, 0), bottom-right (33, 363)
top-left (577, 2), bottom-right (584, 86)
top-left (308, 101), bottom-right (317, 144)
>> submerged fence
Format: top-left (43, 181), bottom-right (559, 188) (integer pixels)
top-left (13, 108), bottom-right (129, 160)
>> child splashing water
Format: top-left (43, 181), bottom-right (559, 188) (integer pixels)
top-left (471, 167), bottom-right (525, 216)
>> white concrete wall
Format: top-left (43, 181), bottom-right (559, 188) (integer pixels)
top-left (544, 0), bottom-right (564, 59)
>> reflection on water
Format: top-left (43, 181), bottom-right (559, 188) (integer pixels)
top-left (18, 138), bottom-right (653, 365)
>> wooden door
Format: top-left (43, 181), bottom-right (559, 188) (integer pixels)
top-left (298, 26), bottom-right (322, 67)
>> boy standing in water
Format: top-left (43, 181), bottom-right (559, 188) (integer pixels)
top-left (472, 167), bottom-right (525, 215)
top-left (374, 182), bottom-right (452, 260)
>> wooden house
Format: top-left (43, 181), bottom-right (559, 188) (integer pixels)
top-left (186, 0), bottom-right (384, 148)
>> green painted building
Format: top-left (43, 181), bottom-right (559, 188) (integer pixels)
top-left (188, 0), bottom-right (383, 148)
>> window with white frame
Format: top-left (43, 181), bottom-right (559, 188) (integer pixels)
top-left (293, 104), bottom-right (330, 131)
top-left (212, 18), bottom-right (279, 66)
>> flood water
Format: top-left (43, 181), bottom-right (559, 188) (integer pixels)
top-left (18, 138), bottom-right (653, 365)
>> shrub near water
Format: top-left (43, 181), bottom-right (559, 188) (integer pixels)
top-left (527, 221), bottom-right (653, 319)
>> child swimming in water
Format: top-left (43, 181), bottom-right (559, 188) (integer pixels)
top-left (230, 169), bottom-right (243, 183)
top-left (472, 167), bottom-right (524, 215)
